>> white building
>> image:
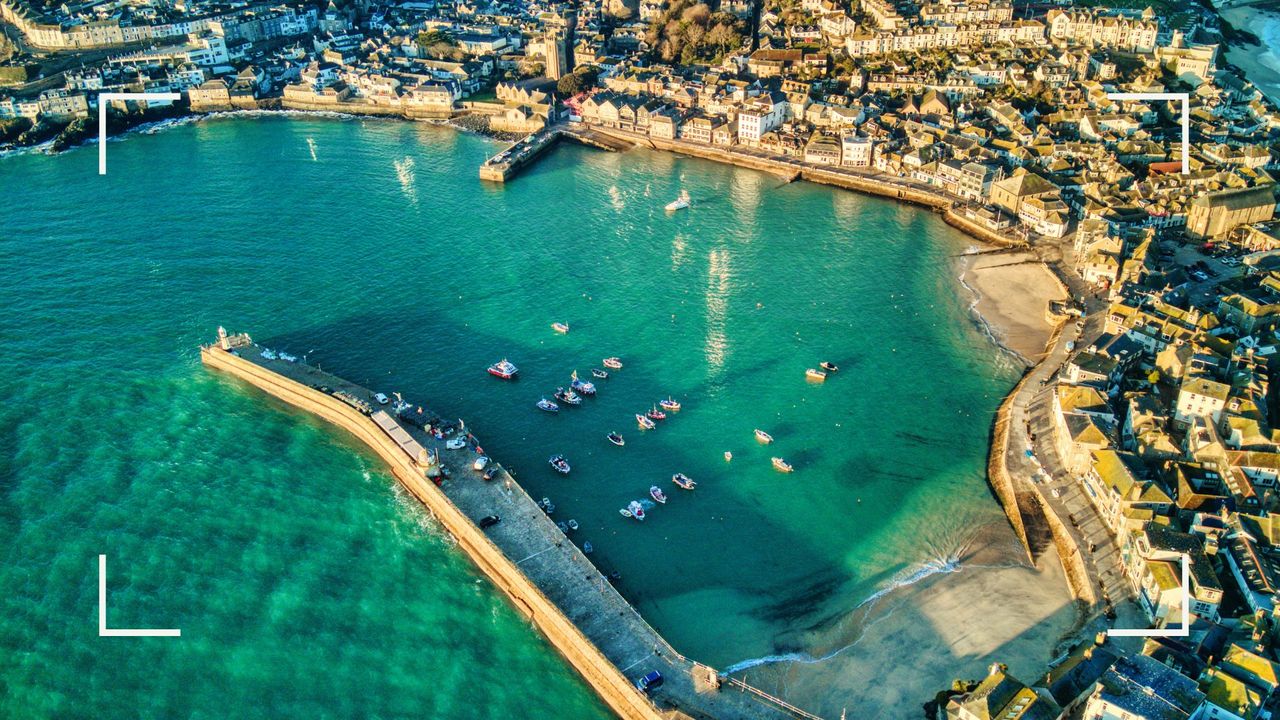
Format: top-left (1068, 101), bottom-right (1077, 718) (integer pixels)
top-left (840, 135), bottom-right (874, 167)
top-left (736, 93), bottom-right (787, 145)
top-left (1174, 376), bottom-right (1231, 425)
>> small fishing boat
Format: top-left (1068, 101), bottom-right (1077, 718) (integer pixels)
top-left (538, 497), bottom-right (554, 514)
top-left (673, 473), bottom-right (696, 490)
top-left (603, 357), bottom-right (623, 370)
top-left (636, 414), bottom-right (656, 430)
top-left (619, 508), bottom-right (632, 519)
top-left (557, 521), bottom-right (568, 533)
top-left (488, 358), bottom-right (518, 379)
top-left (549, 454), bottom-right (571, 475)
top-left (805, 368), bottom-right (827, 382)
top-left (570, 371), bottom-right (596, 396)
top-left (646, 406), bottom-right (667, 421)
top-left (551, 322), bottom-right (570, 334)
top-left (582, 541), bottom-right (593, 553)
top-left (820, 361), bottom-right (839, 373)
top-left (724, 451), bottom-right (732, 462)
top-left (665, 189), bottom-right (690, 211)
top-left (591, 368), bottom-right (609, 379)
top-left (607, 432), bottom-right (625, 447)
top-left (567, 519), bottom-right (579, 531)
top-left (627, 500), bottom-right (646, 521)
top-left (754, 429), bottom-right (774, 444)
top-left (771, 457), bottom-right (794, 473)
top-left (554, 388), bottom-right (583, 406)
top-left (650, 486), bottom-right (668, 504)
top-left (659, 397), bottom-right (681, 412)
top-left (536, 398), bottom-right (560, 413)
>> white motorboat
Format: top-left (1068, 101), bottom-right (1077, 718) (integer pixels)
top-left (665, 190), bottom-right (690, 211)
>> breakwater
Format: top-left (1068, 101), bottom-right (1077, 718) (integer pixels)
top-left (479, 125), bottom-right (633, 182)
top-left (201, 332), bottom-right (815, 720)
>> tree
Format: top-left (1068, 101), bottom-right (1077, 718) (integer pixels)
top-left (681, 3), bottom-right (711, 24)
top-left (576, 66), bottom-right (600, 89)
top-left (707, 23), bottom-right (737, 57)
top-left (557, 73), bottom-right (584, 96)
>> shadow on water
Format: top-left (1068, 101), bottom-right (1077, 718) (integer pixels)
top-left (256, 307), bottom-right (1069, 718)
top-left (262, 309), bottom-right (870, 656)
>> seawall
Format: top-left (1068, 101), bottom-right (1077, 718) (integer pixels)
top-left (281, 96), bottom-right (453, 119)
top-left (986, 310), bottom-right (1098, 611)
top-left (589, 128), bottom-right (955, 211)
top-left (987, 375), bottom-right (1035, 565)
top-left (200, 344), bottom-right (665, 720)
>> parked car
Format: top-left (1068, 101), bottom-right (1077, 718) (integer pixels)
top-left (479, 515), bottom-right (500, 529)
top-left (473, 456), bottom-right (490, 471)
top-left (373, 392), bottom-right (389, 405)
top-left (445, 437), bottom-right (468, 450)
top-left (636, 671), bottom-right (664, 693)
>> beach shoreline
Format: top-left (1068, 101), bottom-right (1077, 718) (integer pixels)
top-left (955, 247), bottom-right (1068, 367)
top-left (1220, 4), bottom-right (1280, 104)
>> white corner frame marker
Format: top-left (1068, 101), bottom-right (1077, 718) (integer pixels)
top-left (1106, 92), bottom-right (1191, 175)
top-left (98, 555), bottom-right (181, 637)
top-left (1107, 553), bottom-right (1189, 637)
top-left (98, 92), bottom-right (182, 175)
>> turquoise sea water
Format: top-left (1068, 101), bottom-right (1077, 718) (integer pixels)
top-left (0, 116), bottom-right (1071, 718)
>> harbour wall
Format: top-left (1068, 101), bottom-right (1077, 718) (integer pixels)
top-left (941, 208), bottom-right (1026, 249)
top-left (986, 314), bottom-right (1098, 610)
top-left (987, 379), bottom-right (1035, 565)
top-left (592, 129), bottom-right (954, 211)
top-left (280, 96), bottom-right (453, 120)
top-left (199, 345), bottom-right (665, 720)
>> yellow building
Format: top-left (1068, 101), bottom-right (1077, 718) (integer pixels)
top-left (1186, 184), bottom-right (1276, 240)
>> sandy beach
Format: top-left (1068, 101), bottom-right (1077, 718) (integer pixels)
top-left (735, 521), bottom-right (1076, 718)
top-left (958, 248), bottom-right (1068, 365)
top-left (1220, 4), bottom-right (1280, 104)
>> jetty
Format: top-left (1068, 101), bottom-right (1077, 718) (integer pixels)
top-left (479, 124), bottom-right (634, 183)
top-left (201, 328), bottom-right (819, 720)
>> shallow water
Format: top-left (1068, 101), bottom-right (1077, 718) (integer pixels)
top-left (0, 115), bottom-right (1072, 718)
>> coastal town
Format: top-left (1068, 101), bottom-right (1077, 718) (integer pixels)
top-left (8, 0), bottom-right (1280, 716)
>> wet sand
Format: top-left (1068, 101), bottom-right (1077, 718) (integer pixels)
top-left (734, 522), bottom-right (1076, 718)
top-left (1220, 5), bottom-right (1280, 104)
top-left (958, 249), bottom-right (1067, 365)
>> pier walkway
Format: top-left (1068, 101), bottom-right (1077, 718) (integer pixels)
top-left (202, 332), bottom-right (817, 720)
top-left (479, 124), bottom-right (635, 182)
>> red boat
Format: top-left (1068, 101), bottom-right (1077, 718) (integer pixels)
top-left (646, 405), bottom-right (667, 421)
top-left (487, 358), bottom-right (518, 379)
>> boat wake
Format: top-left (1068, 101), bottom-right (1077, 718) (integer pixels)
top-left (307, 137), bottom-right (318, 161)
top-left (395, 156), bottom-right (417, 202)
top-left (609, 185), bottom-right (625, 211)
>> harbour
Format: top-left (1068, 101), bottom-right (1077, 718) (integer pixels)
top-left (202, 328), bottom-right (815, 720)
top-left (0, 117), bottom-right (1077, 718)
